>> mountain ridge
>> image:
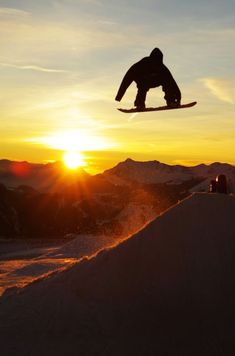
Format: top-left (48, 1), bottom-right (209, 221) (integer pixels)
top-left (103, 158), bottom-right (235, 187)
top-left (1, 158), bottom-right (234, 190)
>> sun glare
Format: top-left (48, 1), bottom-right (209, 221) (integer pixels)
top-left (63, 151), bottom-right (85, 169)
top-left (32, 130), bottom-right (113, 151)
top-left (25, 130), bottom-right (117, 173)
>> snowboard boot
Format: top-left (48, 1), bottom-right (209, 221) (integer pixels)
top-left (166, 98), bottom-right (181, 108)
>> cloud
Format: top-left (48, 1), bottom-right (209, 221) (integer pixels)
top-left (98, 20), bottom-right (117, 26)
top-left (0, 16), bottom-right (140, 62)
top-left (0, 7), bottom-right (30, 17)
top-left (0, 62), bottom-right (68, 73)
top-left (57, 0), bottom-right (103, 5)
top-left (78, 0), bottom-right (103, 4)
top-left (201, 77), bottom-right (234, 104)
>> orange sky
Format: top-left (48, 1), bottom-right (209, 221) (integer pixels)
top-left (0, 1), bottom-right (234, 174)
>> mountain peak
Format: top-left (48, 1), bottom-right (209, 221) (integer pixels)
top-left (103, 159), bottom-right (235, 187)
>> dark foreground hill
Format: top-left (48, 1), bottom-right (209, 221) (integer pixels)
top-left (0, 193), bottom-right (235, 355)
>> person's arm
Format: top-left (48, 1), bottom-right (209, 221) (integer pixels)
top-left (115, 66), bottom-right (135, 102)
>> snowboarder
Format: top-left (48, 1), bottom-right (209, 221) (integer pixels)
top-left (216, 174), bottom-right (228, 194)
top-left (115, 48), bottom-right (181, 110)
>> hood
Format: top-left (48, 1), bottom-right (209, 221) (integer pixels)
top-left (150, 48), bottom-right (163, 64)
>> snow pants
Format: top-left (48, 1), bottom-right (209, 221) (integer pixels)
top-left (134, 77), bottom-right (180, 107)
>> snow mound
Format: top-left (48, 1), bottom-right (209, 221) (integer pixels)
top-left (45, 234), bottom-right (116, 259)
top-left (1, 193), bottom-right (235, 355)
top-left (0, 235), bottom-right (117, 296)
top-left (113, 202), bottom-right (156, 236)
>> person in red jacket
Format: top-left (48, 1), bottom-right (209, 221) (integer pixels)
top-left (115, 48), bottom-right (181, 110)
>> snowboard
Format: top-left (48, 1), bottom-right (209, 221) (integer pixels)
top-left (118, 101), bottom-right (197, 113)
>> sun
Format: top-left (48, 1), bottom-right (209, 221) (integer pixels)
top-left (63, 151), bottom-right (85, 170)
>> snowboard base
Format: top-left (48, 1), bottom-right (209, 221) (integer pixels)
top-left (118, 101), bottom-right (197, 113)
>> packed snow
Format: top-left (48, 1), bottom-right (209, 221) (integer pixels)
top-left (0, 234), bottom-right (117, 296)
top-left (0, 193), bottom-right (235, 355)
top-left (0, 202), bottom-right (156, 297)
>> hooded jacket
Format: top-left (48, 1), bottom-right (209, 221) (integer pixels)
top-left (115, 48), bottom-right (181, 102)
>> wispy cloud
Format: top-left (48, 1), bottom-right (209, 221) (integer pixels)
top-left (127, 113), bottom-right (138, 122)
top-left (0, 62), bottom-right (68, 73)
top-left (98, 20), bottom-right (117, 26)
top-left (201, 77), bottom-right (234, 104)
top-left (80, 0), bottom-right (103, 4)
top-left (0, 7), bottom-right (30, 17)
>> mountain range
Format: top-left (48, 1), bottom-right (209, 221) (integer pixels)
top-left (0, 158), bottom-right (234, 239)
top-left (1, 158), bottom-right (234, 190)
top-left (103, 158), bottom-right (235, 188)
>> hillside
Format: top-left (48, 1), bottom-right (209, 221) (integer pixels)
top-left (0, 193), bottom-right (235, 355)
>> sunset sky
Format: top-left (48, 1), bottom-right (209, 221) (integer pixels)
top-left (0, 0), bottom-right (234, 173)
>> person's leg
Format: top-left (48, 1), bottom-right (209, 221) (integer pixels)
top-left (134, 85), bottom-right (148, 109)
top-left (162, 82), bottom-right (181, 107)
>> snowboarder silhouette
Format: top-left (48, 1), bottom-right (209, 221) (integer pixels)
top-left (115, 48), bottom-right (181, 110)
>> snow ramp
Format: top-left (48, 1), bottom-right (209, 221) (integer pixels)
top-left (0, 193), bottom-right (235, 355)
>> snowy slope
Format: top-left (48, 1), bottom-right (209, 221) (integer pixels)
top-left (45, 234), bottom-right (116, 259)
top-left (113, 202), bottom-right (156, 236)
top-left (0, 193), bottom-right (235, 355)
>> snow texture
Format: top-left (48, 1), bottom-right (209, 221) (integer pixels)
top-left (0, 193), bottom-right (235, 355)
top-left (0, 234), bottom-right (116, 296)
